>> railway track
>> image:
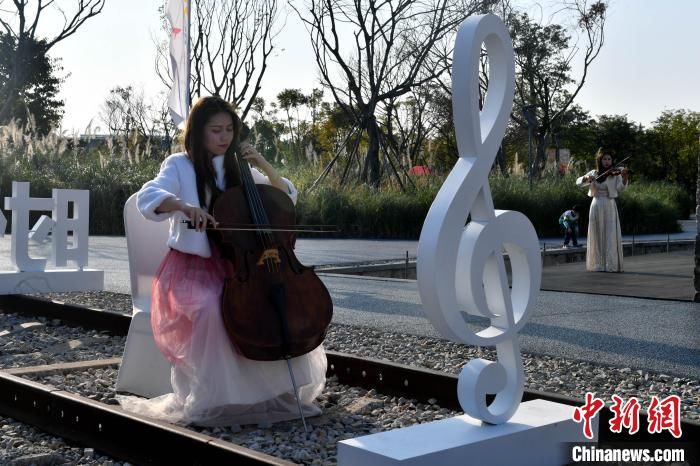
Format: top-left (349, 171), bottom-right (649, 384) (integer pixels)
top-left (1, 294), bottom-right (698, 465)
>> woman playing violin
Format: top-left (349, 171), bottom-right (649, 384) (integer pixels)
top-left (576, 148), bottom-right (629, 272)
top-left (117, 95), bottom-right (326, 427)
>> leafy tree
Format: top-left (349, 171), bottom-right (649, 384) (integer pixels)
top-left (0, 0), bottom-right (105, 127)
top-left (250, 97), bottom-right (266, 121)
top-left (310, 101), bottom-right (360, 183)
top-left (251, 118), bottom-right (284, 163)
top-left (306, 88), bottom-right (324, 153)
top-left (307, 88), bottom-right (324, 132)
top-left (593, 115), bottom-right (643, 168)
top-left (645, 110), bottom-right (700, 197)
top-left (0, 33), bottom-right (62, 133)
top-left (556, 105), bottom-right (597, 162)
top-left (247, 97), bottom-right (287, 164)
top-left (277, 88), bottom-right (308, 164)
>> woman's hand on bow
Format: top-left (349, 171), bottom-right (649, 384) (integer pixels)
top-left (182, 204), bottom-right (216, 232)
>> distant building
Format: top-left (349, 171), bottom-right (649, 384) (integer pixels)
top-left (545, 147), bottom-right (570, 174)
top-left (63, 134), bottom-right (172, 152)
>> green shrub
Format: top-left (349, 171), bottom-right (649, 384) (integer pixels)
top-left (0, 120), bottom-right (163, 235)
top-left (296, 173), bottom-right (686, 238)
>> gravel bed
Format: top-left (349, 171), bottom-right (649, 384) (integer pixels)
top-left (19, 367), bottom-right (459, 466)
top-left (1, 291), bottom-right (698, 465)
top-left (0, 314), bottom-right (125, 369)
top-left (324, 326), bottom-right (700, 423)
top-left (0, 415), bottom-right (130, 466)
top-left (28, 291), bottom-right (134, 315)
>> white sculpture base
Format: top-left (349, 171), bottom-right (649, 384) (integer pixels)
top-left (0, 269), bottom-right (104, 294)
top-left (338, 399), bottom-right (597, 466)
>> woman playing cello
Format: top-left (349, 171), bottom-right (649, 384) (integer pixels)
top-left (117, 95), bottom-right (326, 427)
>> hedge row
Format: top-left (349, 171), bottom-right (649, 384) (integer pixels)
top-left (1, 162), bottom-right (690, 238)
top-left (296, 175), bottom-right (690, 239)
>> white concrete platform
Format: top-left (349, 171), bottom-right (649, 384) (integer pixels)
top-left (338, 399), bottom-right (597, 466)
top-left (0, 269), bottom-right (104, 294)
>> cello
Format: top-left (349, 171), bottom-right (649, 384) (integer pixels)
top-left (209, 122), bottom-right (333, 431)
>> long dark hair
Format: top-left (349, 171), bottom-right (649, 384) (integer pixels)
top-left (594, 147), bottom-right (614, 174)
top-left (182, 95), bottom-right (245, 209)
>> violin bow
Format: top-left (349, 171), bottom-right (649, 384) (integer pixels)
top-left (182, 220), bottom-right (339, 233)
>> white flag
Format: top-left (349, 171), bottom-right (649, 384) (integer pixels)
top-left (167, 0), bottom-right (190, 128)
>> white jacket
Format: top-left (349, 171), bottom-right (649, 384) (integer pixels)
top-left (136, 152), bottom-right (298, 258)
top-left (576, 170), bottom-right (627, 198)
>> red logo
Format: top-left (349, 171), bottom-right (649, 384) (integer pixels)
top-left (648, 395), bottom-right (682, 438)
top-left (573, 393), bottom-right (684, 439)
top-left (609, 395), bottom-right (640, 434)
top-left (573, 392), bottom-right (605, 439)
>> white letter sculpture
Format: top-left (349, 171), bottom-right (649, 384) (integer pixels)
top-left (416, 14), bottom-right (541, 425)
top-left (0, 181), bottom-right (103, 293)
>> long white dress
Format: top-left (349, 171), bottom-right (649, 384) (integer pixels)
top-left (117, 155), bottom-right (327, 427)
top-left (576, 170), bottom-right (627, 272)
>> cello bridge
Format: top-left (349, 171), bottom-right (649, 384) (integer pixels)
top-left (257, 248), bottom-right (281, 266)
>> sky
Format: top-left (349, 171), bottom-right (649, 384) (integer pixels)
top-left (37, 0), bottom-right (700, 134)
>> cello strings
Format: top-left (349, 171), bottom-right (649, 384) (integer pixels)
top-left (239, 154), bottom-right (278, 272)
top-left (246, 162), bottom-right (276, 274)
top-left (239, 155), bottom-right (265, 235)
top-left (248, 161), bottom-right (277, 253)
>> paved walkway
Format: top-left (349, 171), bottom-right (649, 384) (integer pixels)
top-left (321, 273), bottom-right (700, 379)
top-left (0, 221), bottom-right (695, 292)
top-left (542, 249), bottom-right (695, 301)
top-left (0, 236), bottom-right (421, 293)
top-left (1, 230), bottom-right (698, 379)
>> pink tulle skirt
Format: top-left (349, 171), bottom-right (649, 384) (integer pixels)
top-left (150, 248), bottom-right (226, 367)
top-left (118, 247), bottom-right (327, 427)
top-left (150, 248), bottom-right (228, 368)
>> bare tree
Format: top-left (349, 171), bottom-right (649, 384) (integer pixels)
top-left (384, 85), bottom-right (441, 171)
top-left (509, 0), bottom-right (607, 177)
top-left (100, 86), bottom-right (150, 138)
top-left (0, 0), bottom-right (105, 123)
top-left (293, 0), bottom-right (492, 187)
top-left (155, 0), bottom-right (280, 121)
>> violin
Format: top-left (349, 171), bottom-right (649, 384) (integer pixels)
top-left (593, 156), bottom-right (631, 183)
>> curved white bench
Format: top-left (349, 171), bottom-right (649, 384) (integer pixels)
top-left (116, 194), bottom-right (172, 397)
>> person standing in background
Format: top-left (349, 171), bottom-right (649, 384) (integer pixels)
top-left (576, 148), bottom-right (629, 272)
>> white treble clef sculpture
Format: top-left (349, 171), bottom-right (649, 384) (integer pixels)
top-left (417, 14), bottom-right (541, 425)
